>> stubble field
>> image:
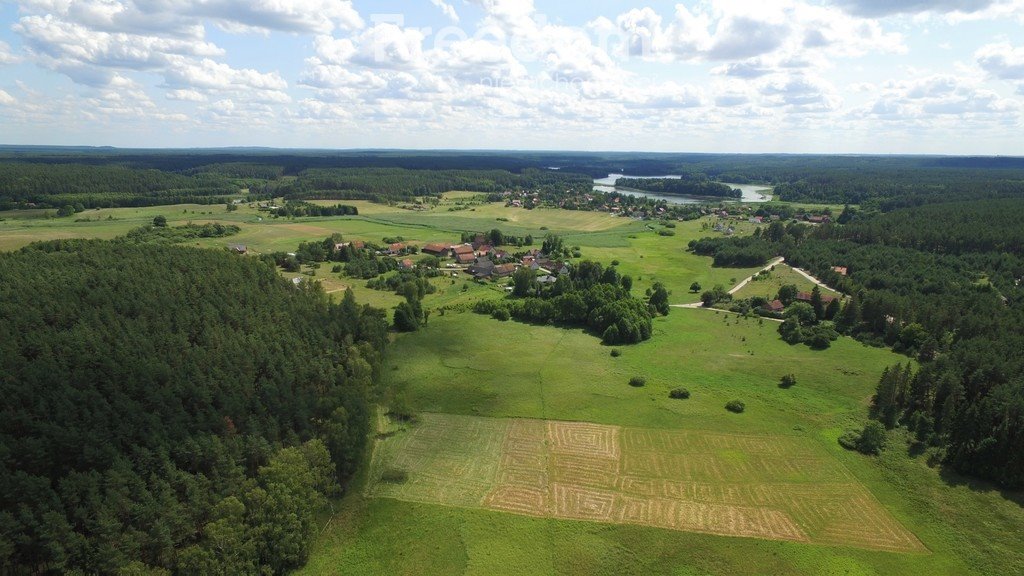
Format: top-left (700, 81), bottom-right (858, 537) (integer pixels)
top-left (367, 413), bottom-right (925, 553)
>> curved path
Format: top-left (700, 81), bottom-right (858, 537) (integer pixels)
top-left (673, 256), bottom-right (785, 309)
top-left (670, 257), bottom-right (840, 321)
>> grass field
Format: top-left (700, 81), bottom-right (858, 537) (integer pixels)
top-left (298, 310), bottom-right (1024, 575)
top-left (3, 200), bottom-right (1023, 575)
top-left (732, 263), bottom-right (841, 301)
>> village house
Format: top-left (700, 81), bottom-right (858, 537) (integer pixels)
top-left (387, 242), bottom-right (406, 255)
top-left (468, 258), bottom-right (495, 278)
top-left (796, 291), bottom-right (837, 305)
top-left (400, 259), bottom-right (415, 270)
top-left (421, 243), bottom-right (450, 257)
top-left (763, 299), bottom-right (785, 313)
top-left (492, 263), bottom-right (517, 278)
top-left (228, 244), bottom-right (247, 254)
top-left (832, 266), bottom-right (848, 276)
top-left (454, 251), bottom-right (476, 265)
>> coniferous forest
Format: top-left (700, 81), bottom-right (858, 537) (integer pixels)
top-left (0, 240), bottom-right (388, 573)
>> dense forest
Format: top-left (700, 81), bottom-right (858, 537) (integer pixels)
top-left (615, 178), bottom-right (741, 199)
top-left (690, 199), bottom-right (1024, 487)
top-left (6, 148), bottom-right (1024, 214)
top-left (0, 163), bottom-right (240, 210)
top-left (0, 240), bottom-right (388, 573)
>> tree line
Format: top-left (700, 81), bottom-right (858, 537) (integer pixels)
top-left (615, 178), bottom-right (741, 199)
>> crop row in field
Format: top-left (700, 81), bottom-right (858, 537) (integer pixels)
top-left (366, 413), bottom-right (925, 552)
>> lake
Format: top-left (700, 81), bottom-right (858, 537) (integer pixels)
top-left (593, 174), bottom-right (773, 204)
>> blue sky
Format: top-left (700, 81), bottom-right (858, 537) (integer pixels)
top-left (0, 0), bottom-right (1022, 154)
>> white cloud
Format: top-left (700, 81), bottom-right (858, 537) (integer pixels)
top-left (166, 89), bottom-right (207, 102)
top-left (611, 1), bottom-right (904, 70)
top-left (976, 42), bottom-right (1024, 83)
top-left (0, 41), bottom-right (21, 65)
top-left (0, 89), bottom-right (16, 105)
top-left (759, 74), bottom-right (842, 112)
top-left (19, 0), bottom-right (363, 36)
top-left (163, 57), bottom-right (288, 93)
top-left (831, 0), bottom-right (996, 17)
top-left (349, 23), bottom-right (427, 70)
top-left (429, 0), bottom-right (460, 23)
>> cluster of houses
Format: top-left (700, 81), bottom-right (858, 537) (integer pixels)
top-left (419, 239), bottom-right (570, 281)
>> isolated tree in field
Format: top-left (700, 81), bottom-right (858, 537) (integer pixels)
top-left (689, 282), bottom-right (701, 293)
top-left (649, 282), bottom-right (670, 315)
top-left (512, 266), bottom-right (535, 297)
top-left (153, 215), bottom-right (167, 227)
top-left (57, 204), bottom-right (75, 217)
top-left (857, 422), bottom-right (887, 455)
top-left (777, 284), bottom-right (798, 306)
top-left (779, 374), bottom-right (797, 388)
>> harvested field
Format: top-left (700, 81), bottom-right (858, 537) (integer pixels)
top-left (366, 413), bottom-right (926, 553)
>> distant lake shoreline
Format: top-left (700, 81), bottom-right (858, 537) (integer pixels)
top-left (593, 174), bottom-right (773, 204)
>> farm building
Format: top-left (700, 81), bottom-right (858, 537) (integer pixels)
top-left (493, 263), bottom-right (517, 277)
top-left (422, 243), bottom-right (450, 256)
top-left (796, 292), bottom-right (836, 304)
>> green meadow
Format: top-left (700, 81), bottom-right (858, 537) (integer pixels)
top-left (2, 197), bottom-right (1022, 575)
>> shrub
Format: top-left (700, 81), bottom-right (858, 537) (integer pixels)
top-left (380, 468), bottom-right (408, 484)
top-left (669, 388), bottom-right (690, 399)
top-left (838, 422), bottom-right (887, 455)
top-left (779, 374), bottom-right (797, 388)
top-left (838, 430), bottom-right (861, 451)
top-left (628, 376), bottom-right (646, 388)
top-left (492, 308), bottom-right (511, 321)
top-left (725, 400), bottom-right (745, 413)
top-left (610, 349), bottom-right (622, 357)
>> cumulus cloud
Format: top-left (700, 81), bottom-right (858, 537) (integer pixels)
top-left (0, 89), bottom-right (16, 105)
top-left (831, 0), bottom-right (995, 17)
top-left (861, 73), bottom-right (1020, 122)
top-left (610, 0), bottom-right (903, 70)
top-left (976, 42), bottom-right (1024, 82)
top-left (14, 14), bottom-right (223, 73)
top-left (19, 0), bottom-right (363, 36)
top-left (759, 74), bottom-right (842, 112)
